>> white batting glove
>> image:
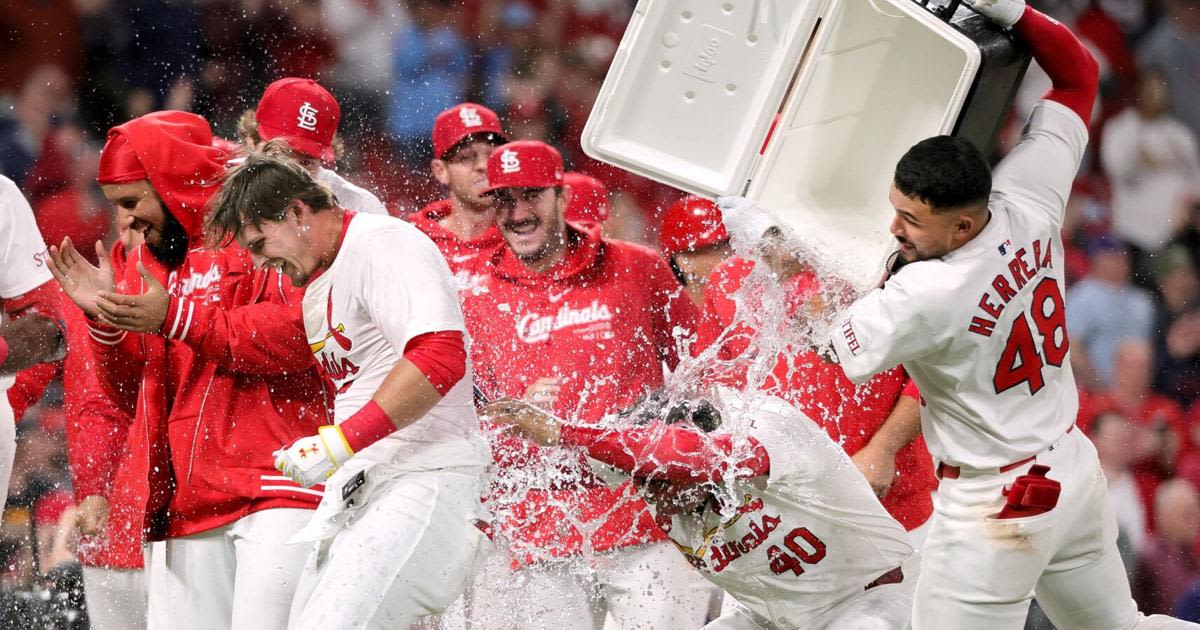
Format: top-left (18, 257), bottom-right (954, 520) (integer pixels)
top-left (967, 0), bottom-right (1026, 28)
top-left (274, 425), bottom-right (355, 488)
top-left (716, 196), bottom-right (782, 251)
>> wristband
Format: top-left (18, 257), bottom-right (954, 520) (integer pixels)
top-left (339, 400), bottom-right (396, 452)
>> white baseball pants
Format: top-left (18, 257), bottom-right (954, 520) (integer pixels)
top-left (465, 540), bottom-right (712, 629)
top-left (288, 470), bottom-right (490, 630)
top-left (145, 508), bottom-right (312, 630)
top-left (913, 429), bottom-right (1198, 629)
top-left (83, 566), bottom-right (147, 630)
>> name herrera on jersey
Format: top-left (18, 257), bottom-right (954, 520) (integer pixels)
top-left (968, 238), bottom-right (1055, 338)
top-left (517, 300), bottom-right (613, 343)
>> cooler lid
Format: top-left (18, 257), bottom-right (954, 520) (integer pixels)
top-left (580, 0), bottom-right (828, 198)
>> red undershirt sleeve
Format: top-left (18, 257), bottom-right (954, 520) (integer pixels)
top-left (402, 330), bottom-right (466, 396)
top-left (559, 421), bottom-right (770, 484)
top-left (1013, 7), bottom-right (1100, 125)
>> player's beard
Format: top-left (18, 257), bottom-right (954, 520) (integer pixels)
top-left (145, 210), bottom-right (191, 269)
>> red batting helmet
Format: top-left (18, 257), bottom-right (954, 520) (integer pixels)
top-left (563, 172), bottom-right (611, 225)
top-left (660, 196), bottom-right (730, 257)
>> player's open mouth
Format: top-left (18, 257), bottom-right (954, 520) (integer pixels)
top-left (505, 220), bottom-right (539, 236)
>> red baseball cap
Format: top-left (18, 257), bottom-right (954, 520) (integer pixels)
top-left (433, 103), bottom-right (507, 159)
top-left (563, 172), bottom-right (610, 224)
top-left (484, 141), bottom-right (564, 193)
top-left (255, 78), bottom-right (340, 162)
top-left (660, 196), bottom-right (730, 257)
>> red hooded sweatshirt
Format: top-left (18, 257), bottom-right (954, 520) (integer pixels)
top-left (463, 222), bottom-right (698, 562)
top-left (86, 112), bottom-right (331, 540)
top-left (697, 257), bottom-right (935, 530)
top-left (408, 199), bottom-right (505, 288)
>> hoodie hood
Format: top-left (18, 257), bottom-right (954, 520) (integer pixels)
top-left (98, 111), bottom-right (227, 245)
top-left (490, 221), bottom-right (604, 287)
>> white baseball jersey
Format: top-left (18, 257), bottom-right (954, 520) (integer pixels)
top-left (302, 213), bottom-right (489, 474)
top-left (0, 175), bottom-right (53, 390)
top-left (316, 167), bottom-right (388, 216)
top-left (665, 390), bottom-right (913, 629)
top-left (830, 100), bottom-right (1089, 468)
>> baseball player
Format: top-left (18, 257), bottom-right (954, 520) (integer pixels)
top-left (752, 2), bottom-right (1196, 627)
top-left (47, 111), bottom-right (331, 630)
top-left (238, 77), bottom-right (388, 216)
top-left (206, 151), bottom-right (492, 630)
top-left (697, 252), bottom-right (935, 542)
top-left (660, 196), bottom-right (732, 306)
top-left (0, 177), bottom-right (67, 503)
top-left (484, 389), bottom-right (918, 630)
top-left (409, 102), bottom-right (509, 290)
top-left (462, 140), bottom-right (709, 629)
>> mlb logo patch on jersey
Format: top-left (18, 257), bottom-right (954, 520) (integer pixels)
top-left (998, 239), bottom-right (1013, 255)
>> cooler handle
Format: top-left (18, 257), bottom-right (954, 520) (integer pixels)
top-left (915, 0), bottom-right (964, 21)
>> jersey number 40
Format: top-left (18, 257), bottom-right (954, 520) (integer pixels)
top-left (992, 277), bottom-right (1069, 396)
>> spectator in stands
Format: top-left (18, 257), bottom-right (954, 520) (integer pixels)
top-left (1133, 479), bottom-right (1200, 615)
top-left (0, 65), bottom-right (74, 184)
top-left (1067, 235), bottom-right (1156, 389)
top-left (1102, 69), bottom-right (1200, 284)
top-left (1154, 247), bottom-right (1200, 405)
top-left (320, 0), bottom-right (410, 137)
top-left (1140, 0), bottom-right (1200, 141)
top-left (389, 0), bottom-right (472, 164)
top-left (1092, 409), bottom-right (1149, 556)
top-left (1090, 339), bottom-right (1186, 530)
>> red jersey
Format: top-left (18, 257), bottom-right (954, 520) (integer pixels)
top-left (408, 199), bottom-right (505, 293)
top-left (84, 113), bottom-right (332, 540)
top-left (697, 257), bottom-right (935, 530)
top-left (463, 223), bottom-right (698, 560)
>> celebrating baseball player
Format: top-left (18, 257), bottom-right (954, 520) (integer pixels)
top-left (0, 177), bottom-right (66, 506)
top-left (46, 111), bottom-right (331, 629)
top-left (206, 150), bottom-right (492, 630)
top-left (238, 77), bottom-right (388, 216)
top-left (409, 102), bottom-right (509, 289)
top-left (484, 388), bottom-right (918, 630)
top-left (462, 140), bottom-right (709, 628)
top-left (745, 2), bottom-right (1199, 628)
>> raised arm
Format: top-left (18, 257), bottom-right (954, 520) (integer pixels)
top-left (559, 422), bottom-right (770, 485)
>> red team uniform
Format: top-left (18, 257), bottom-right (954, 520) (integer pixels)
top-left (84, 112), bottom-right (330, 629)
top-left (698, 258), bottom-right (935, 533)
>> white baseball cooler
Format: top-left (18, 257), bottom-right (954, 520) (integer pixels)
top-left (581, 0), bottom-right (1031, 290)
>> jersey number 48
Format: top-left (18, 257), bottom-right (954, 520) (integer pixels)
top-left (993, 277), bottom-right (1069, 396)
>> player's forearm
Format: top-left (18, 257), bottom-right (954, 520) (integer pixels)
top-left (370, 358), bottom-right (446, 432)
top-left (0, 315), bottom-right (64, 375)
top-left (560, 423), bottom-right (770, 484)
top-left (864, 394), bottom-right (922, 459)
top-left (1013, 7), bottom-right (1100, 124)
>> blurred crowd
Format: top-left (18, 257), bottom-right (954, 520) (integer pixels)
top-left (2, 0), bottom-right (1200, 626)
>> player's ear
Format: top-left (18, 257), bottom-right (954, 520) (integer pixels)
top-left (431, 159), bottom-right (449, 186)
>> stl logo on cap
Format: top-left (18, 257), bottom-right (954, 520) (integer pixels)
top-left (297, 102), bottom-right (319, 132)
top-left (459, 106), bottom-right (483, 128)
top-left (500, 149), bottom-right (521, 174)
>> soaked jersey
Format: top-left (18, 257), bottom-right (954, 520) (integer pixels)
top-left (0, 176), bottom-right (53, 391)
top-left (316, 167), bottom-right (388, 216)
top-left (302, 212), bottom-right (489, 473)
top-left (666, 390), bottom-right (912, 627)
top-left (831, 100), bottom-right (1089, 468)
